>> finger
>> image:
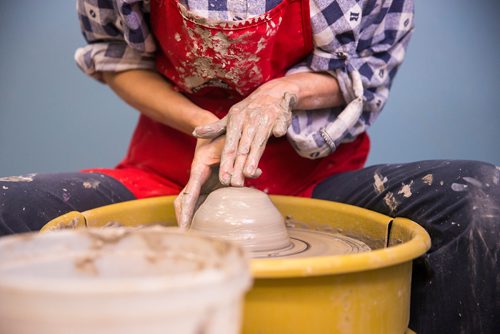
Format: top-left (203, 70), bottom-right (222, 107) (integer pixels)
top-left (194, 194), bottom-right (208, 213)
top-left (272, 111), bottom-right (291, 137)
top-left (244, 122), bottom-right (271, 177)
top-left (177, 173), bottom-right (204, 229)
top-left (193, 117), bottom-right (227, 139)
top-left (230, 121), bottom-right (257, 186)
top-left (246, 167), bottom-right (262, 179)
top-left (220, 112), bottom-right (244, 185)
top-left (174, 192), bottom-right (184, 227)
top-left (230, 154), bottom-right (246, 186)
top-left (174, 190), bottom-right (190, 230)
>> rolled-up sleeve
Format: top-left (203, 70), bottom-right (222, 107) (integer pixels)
top-left (287, 0), bottom-right (414, 159)
top-left (75, 0), bottom-right (156, 82)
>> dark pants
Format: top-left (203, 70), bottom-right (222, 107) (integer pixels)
top-left (1, 160), bottom-right (498, 333)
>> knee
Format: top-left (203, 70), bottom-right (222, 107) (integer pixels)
top-left (402, 160), bottom-right (499, 250)
top-left (444, 161), bottom-right (500, 241)
top-left (0, 177), bottom-right (50, 235)
top-left (421, 159), bottom-right (495, 183)
top-left (452, 160), bottom-right (499, 187)
top-left (429, 160), bottom-right (499, 202)
top-left (447, 160), bottom-right (500, 211)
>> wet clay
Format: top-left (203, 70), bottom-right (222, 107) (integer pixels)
top-left (191, 187), bottom-right (292, 253)
top-left (191, 187), bottom-right (370, 258)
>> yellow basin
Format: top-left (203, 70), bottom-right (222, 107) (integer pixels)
top-left (43, 196), bottom-right (430, 334)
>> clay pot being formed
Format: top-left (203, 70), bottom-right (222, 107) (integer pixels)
top-left (190, 187), bottom-right (292, 255)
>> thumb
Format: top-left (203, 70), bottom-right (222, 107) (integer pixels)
top-left (193, 117), bottom-right (228, 139)
top-left (272, 112), bottom-right (291, 137)
top-left (176, 174), bottom-right (203, 230)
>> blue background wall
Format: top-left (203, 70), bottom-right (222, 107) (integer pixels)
top-left (1, 0), bottom-right (499, 177)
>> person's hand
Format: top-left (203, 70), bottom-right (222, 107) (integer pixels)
top-left (174, 136), bottom-right (262, 229)
top-left (193, 79), bottom-right (298, 186)
top-left (174, 137), bottom-right (225, 230)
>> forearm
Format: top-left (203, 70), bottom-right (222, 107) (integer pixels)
top-left (269, 72), bottom-right (345, 110)
top-left (102, 70), bottom-right (219, 135)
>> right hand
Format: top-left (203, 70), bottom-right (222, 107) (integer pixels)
top-left (193, 79), bottom-right (297, 187)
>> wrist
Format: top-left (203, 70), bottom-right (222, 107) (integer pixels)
top-left (261, 76), bottom-right (301, 100)
top-left (189, 110), bottom-right (220, 130)
top-left (282, 72), bottom-right (344, 109)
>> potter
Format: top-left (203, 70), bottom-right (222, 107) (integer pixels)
top-left (0, 0), bottom-right (498, 332)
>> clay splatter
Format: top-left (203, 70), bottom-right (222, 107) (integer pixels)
top-left (181, 27), bottom-right (265, 95)
top-left (51, 218), bottom-right (80, 230)
top-left (383, 192), bottom-right (399, 213)
top-left (173, 4), bottom-right (282, 96)
top-left (451, 183), bottom-right (468, 192)
top-left (373, 172), bottom-right (388, 194)
top-left (463, 177), bottom-right (482, 187)
top-left (74, 255), bottom-right (98, 276)
top-left (493, 166), bottom-right (500, 185)
top-left (398, 181), bottom-right (413, 198)
top-left (2, 186), bottom-right (8, 190)
top-left (422, 174), bottom-right (433, 186)
top-left (62, 192), bottom-right (71, 202)
top-left (83, 180), bottom-right (100, 189)
top-left (0, 174), bottom-right (36, 182)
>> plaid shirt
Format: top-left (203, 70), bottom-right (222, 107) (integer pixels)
top-left (76, 0), bottom-right (414, 159)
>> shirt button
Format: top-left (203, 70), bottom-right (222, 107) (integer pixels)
top-left (89, 9), bottom-right (96, 18)
top-left (336, 52), bottom-right (347, 60)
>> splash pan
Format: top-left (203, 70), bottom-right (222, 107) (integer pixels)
top-left (42, 195), bottom-right (430, 334)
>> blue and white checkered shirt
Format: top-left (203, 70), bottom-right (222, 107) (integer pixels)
top-left (76, 0), bottom-right (414, 159)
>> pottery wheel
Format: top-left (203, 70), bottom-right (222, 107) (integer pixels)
top-left (251, 228), bottom-right (371, 259)
top-left (191, 187), bottom-right (371, 259)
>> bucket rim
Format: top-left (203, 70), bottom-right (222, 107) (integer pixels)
top-left (0, 228), bottom-right (252, 294)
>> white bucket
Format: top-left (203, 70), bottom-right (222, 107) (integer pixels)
top-left (0, 228), bottom-right (252, 334)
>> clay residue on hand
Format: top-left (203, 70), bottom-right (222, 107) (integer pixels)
top-left (282, 92), bottom-right (297, 109)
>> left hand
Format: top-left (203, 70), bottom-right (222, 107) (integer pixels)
top-left (174, 136), bottom-right (262, 229)
top-left (174, 137), bottom-right (225, 230)
top-left (193, 78), bottom-right (298, 186)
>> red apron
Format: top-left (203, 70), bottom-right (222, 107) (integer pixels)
top-left (85, 0), bottom-right (370, 198)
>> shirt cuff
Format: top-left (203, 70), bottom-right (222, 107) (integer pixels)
top-left (75, 43), bottom-right (155, 82)
top-left (284, 60), bottom-right (364, 159)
